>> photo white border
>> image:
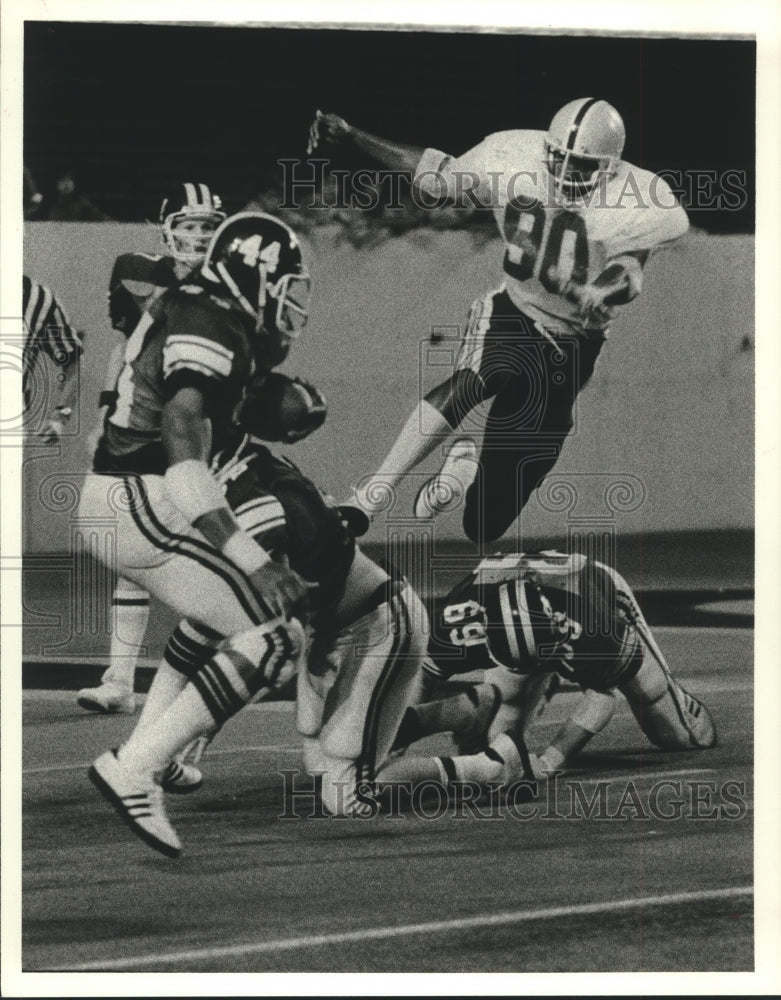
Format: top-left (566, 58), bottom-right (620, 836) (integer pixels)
top-left (2, 1), bottom-right (779, 995)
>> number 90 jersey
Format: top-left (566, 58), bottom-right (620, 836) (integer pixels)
top-left (429, 551), bottom-right (644, 692)
top-left (414, 130), bottom-right (689, 335)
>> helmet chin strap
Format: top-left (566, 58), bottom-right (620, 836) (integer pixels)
top-left (215, 261), bottom-right (257, 318)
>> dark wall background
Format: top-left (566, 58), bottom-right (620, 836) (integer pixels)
top-left (24, 23), bottom-right (755, 231)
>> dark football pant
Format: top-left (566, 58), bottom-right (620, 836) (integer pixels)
top-left (455, 287), bottom-right (606, 545)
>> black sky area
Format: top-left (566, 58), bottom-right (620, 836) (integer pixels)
top-left (24, 22), bottom-right (755, 231)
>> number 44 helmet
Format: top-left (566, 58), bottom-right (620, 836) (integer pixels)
top-left (545, 98), bottom-right (625, 204)
top-left (201, 212), bottom-right (311, 336)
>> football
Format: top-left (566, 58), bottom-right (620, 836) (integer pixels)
top-left (239, 371), bottom-right (327, 443)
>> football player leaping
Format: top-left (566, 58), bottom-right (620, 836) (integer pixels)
top-left (375, 550), bottom-right (716, 798)
top-left (81, 213), bottom-right (317, 856)
top-left (77, 183), bottom-right (227, 715)
top-left (308, 101), bottom-right (689, 545)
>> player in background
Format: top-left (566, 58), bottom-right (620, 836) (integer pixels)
top-left (77, 184), bottom-right (227, 714)
top-left (22, 275), bottom-right (83, 442)
top-left (308, 101), bottom-right (689, 545)
top-left (374, 550), bottom-right (716, 798)
top-left (82, 212), bottom-right (316, 856)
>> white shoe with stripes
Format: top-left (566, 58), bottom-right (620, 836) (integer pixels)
top-left (159, 758), bottom-right (203, 795)
top-left (414, 438), bottom-right (478, 520)
top-left (159, 736), bottom-right (210, 795)
top-left (675, 684), bottom-right (718, 749)
top-left (77, 682), bottom-right (136, 714)
top-left (89, 749), bottom-right (181, 858)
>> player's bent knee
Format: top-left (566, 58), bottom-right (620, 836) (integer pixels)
top-left (223, 617), bottom-right (306, 695)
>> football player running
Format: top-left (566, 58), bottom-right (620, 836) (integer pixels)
top-left (81, 212), bottom-right (316, 856)
top-left (308, 102), bottom-right (689, 545)
top-left (375, 550), bottom-right (716, 798)
top-left (77, 183), bottom-right (227, 715)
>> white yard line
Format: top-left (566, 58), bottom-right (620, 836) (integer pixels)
top-left (24, 746), bottom-right (301, 775)
top-left (59, 886), bottom-right (753, 971)
top-left (570, 767), bottom-right (717, 784)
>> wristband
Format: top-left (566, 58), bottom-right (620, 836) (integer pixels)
top-left (164, 459), bottom-right (231, 524)
top-left (221, 530), bottom-right (271, 573)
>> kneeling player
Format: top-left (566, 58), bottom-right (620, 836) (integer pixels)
top-left (214, 390), bottom-right (430, 818)
top-left (376, 550), bottom-right (716, 795)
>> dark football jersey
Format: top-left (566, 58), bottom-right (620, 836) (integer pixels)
top-left (94, 285), bottom-right (255, 475)
top-left (429, 551), bottom-right (643, 690)
top-left (108, 252), bottom-right (180, 335)
top-left (214, 435), bottom-right (356, 621)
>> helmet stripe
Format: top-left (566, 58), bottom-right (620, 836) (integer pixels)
top-left (565, 97), bottom-right (600, 151)
top-left (513, 578), bottom-right (538, 660)
top-left (198, 182), bottom-right (210, 206)
top-left (183, 181), bottom-right (198, 207)
top-left (497, 582), bottom-right (523, 666)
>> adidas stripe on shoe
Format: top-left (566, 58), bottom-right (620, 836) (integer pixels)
top-left (89, 749), bottom-right (181, 858)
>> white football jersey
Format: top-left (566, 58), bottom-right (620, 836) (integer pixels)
top-left (414, 130), bottom-right (689, 334)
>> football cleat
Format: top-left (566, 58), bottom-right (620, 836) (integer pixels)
top-left (413, 438), bottom-right (478, 519)
top-left (676, 685), bottom-right (718, 749)
top-left (158, 758), bottom-right (203, 796)
top-left (158, 735), bottom-right (210, 794)
top-left (453, 683), bottom-right (503, 755)
top-left (77, 682), bottom-right (136, 715)
top-left (89, 749), bottom-right (181, 858)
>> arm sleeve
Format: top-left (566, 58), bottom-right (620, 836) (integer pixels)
top-left (413, 137), bottom-right (498, 206)
top-left (609, 176), bottom-right (689, 257)
top-left (161, 300), bottom-right (245, 400)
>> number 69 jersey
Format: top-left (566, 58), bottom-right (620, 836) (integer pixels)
top-left (414, 130), bottom-right (689, 335)
top-left (428, 551), bottom-right (644, 692)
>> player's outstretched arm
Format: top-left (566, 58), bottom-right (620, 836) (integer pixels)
top-left (307, 110), bottom-right (427, 173)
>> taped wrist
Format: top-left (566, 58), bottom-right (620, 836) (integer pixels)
top-left (221, 530), bottom-right (270, 573)
top-left (164, 459), bottom-right (229, 524)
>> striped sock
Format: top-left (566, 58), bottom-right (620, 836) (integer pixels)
top-left (100, 580), bottom-right (150, 689)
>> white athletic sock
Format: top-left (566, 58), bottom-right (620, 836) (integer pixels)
top-left (135, 620), bottom-right (219, 731)
top-left (101, 579), bottom-right (150, 690)
top-left (439, 732), bottom-right (522, 785)
top-left (134, 660), bottom-right (187, 732)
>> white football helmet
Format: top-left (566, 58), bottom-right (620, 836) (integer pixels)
top-left (545, 98), bottom-right (625, 204)
top-left (159, 182), bottom-right (226, 267)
